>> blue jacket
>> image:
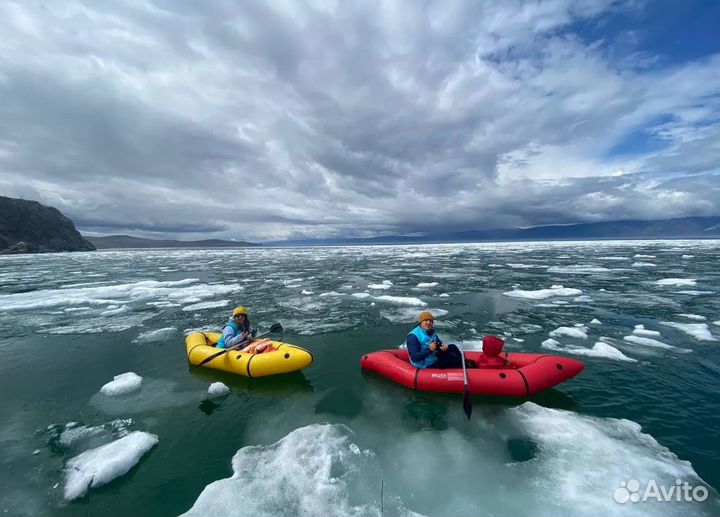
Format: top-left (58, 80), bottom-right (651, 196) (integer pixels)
top-left (406, 326), bottom-right (440, 368)
top-left (217, 320), bottom-right (254, 349)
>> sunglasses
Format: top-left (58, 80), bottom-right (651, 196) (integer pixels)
top-left (234, 314), bottom-right (246, 318)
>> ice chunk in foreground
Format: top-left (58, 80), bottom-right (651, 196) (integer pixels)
top-left (100, 372), bottom-right (142, 396)
top-left (63, 431), bottom-right (158, 500)
top-left (181, 424), bottom-right (382, 517)
top-left (590, 319), bottom-right (602, 325)
top-left (208, 382), bottom-right (230, 396)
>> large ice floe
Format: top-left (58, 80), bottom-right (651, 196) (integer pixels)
top-left (181, 424), bottom-right (387, 517)
top-left (63, 431), bottom-right (158, 500)
top-left (181, 406), bottom-right (719, 516)
top-left (503, 285), bottom-right (582, 300)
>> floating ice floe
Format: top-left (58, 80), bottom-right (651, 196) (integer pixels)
top-left (301, 290), bottom-right (314, 295)
top-left (100, 373), bottom-right (143, 397)
top-left (682, 254), bottom-right (694, 259)
top-left (351, 292), bottom-right (371, 299)
top-left (676, 314), bottom-right (707, 321)
top-left (541, 338), bottom-right (635, 361)
top-left (182, 300), bottom-right (229, 311)
top-left (318, 291), bottom-right (345, 297)
top-left (180, 423), bottom-right (403, 517)
top-left (634, 254), bottom-right (656, 259)
top-left (674, 290), bottom-right (714, 296)
top-left (632, 262), bottom-right (656, 267)
top-left (623, 335), bottom-right (680, 350)
top-left (63, 431), bottom-right (158, 500)
top-left (577, 342), bottom-right (636, 362)
top-left (590, 319), bottom-right (602, 325)
top-left (549, 326), bottom-right (588, 339)
top-left (51, 418), bottom-right (134, 452)
top-left (208, 382), bottom-right (230, 396)
top-left (655, 278), bottom-right (697, 287)
top-left (632, 325), bottom-right (661, 338)
top-left (660, 322), bottom-right (716, 341)
top-left (373, 295), bottom-right (426, 307)
top-left (416, 282), bottom-right (438, 288)
top-left (133, 327), bottom-right (176, 344)
top-left (503, 285), bottom-right (582, 300)
top-left (0, 278), bottom-right (241, 312)
top-left (380, 307), bottom-right (447, 324)
top-left (367, 280), bottom-right (393, 290)
top-left (439, 293), bottom-right (450, 298)
top-left (547, 265), bottom-right (616, 274)
top-left (101, 305), bottom-right (130, 316)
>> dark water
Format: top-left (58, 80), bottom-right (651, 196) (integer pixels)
top-left (0, 241), bottom-right (719, 516)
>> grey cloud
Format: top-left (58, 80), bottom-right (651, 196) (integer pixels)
top-left (0, 0), bottom-right (718, 241)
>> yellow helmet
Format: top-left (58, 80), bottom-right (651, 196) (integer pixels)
top-left (232, 306), bottom-right (247, 317)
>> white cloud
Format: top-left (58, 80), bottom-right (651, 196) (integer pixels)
top-left (0, 0), bottom-right (718, 240)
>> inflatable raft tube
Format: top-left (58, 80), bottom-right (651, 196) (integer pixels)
top-left (186, 332), bottom-right (313, 378)
top-left (361, 349), bottom-right (583, 397)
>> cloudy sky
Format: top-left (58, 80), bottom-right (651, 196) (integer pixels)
top-left (1, 0), bottom-right (719, 241)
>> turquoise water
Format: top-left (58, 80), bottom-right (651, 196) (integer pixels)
top-left (1, 241), bottom-right (719, 516)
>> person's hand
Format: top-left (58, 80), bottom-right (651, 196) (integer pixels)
top-left (429, 341), bottom-right (438, 351)
top-left (241, 331), bottom-right (250, 340)
top-left (440, 344), bottom-right (448, 352)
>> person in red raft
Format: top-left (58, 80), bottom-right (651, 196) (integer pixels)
top-left (476, 335), bottom-right (509, 368)
top-left (407, 311), bottom-right (468, 369)
top-left (407, 311), bottom-right (509, 369)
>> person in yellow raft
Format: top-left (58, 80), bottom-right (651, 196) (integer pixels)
top-left (216, 306), bottom-right (272, 353)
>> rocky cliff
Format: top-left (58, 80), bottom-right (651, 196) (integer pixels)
top-left (0, 196), bottom-right (95, 254)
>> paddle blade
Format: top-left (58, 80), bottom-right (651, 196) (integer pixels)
top-left (463, 388), bottom-right (472, 420)
top-left (269, 322), bottom-right (283, 333)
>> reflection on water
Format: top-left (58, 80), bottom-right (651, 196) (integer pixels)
top-left (188, 366), bottom-right (314, 396)
top-left (314, 388), bottom-right (364, 418)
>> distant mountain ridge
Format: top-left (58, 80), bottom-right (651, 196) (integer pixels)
top-left (0, 196), bottom-right (95, 254)
top-left (263, 216), bottom-right (720, 246)
top-left (86, 235), bottom-right (260, 249)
